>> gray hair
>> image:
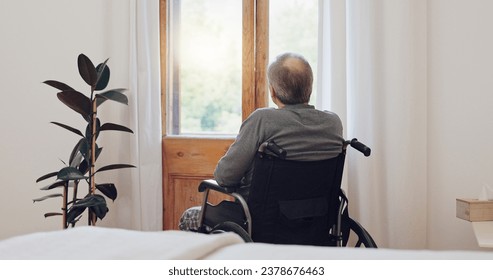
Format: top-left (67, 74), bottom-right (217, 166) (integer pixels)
top-left (267, 53), bottom-right (313, 104)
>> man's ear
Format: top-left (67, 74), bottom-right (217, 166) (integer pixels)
top-left (269, 85), bottom-right (276, 99)
top-left (269, 86), bottom-right (284, 108)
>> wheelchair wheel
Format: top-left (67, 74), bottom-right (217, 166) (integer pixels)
top-left (211, 221), bottom-right (253, 243)
top-left (349, 218), bottom-right (377, 248)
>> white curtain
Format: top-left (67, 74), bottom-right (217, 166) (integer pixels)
top-left (100, 0), bottom-right (163, 231)
top-left (127, 0), bottom-right (163, 231)
top-left (320, 0), bottom-right (428, 249)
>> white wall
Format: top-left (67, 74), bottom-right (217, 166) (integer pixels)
top-left (427, 0), bottom-right (493, 250)
top-left (0, 0), bottom-right (492, 250)
top-left (0, 0), bottom-right (132, 240)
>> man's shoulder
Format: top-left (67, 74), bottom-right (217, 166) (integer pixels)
top-left (320, 109), bottom-right (341, 119)
top-left (249, 107), bottom-right (277, 118)
top-left (254, 107), bottom-right (276, 113)
top-left (249, 106), bottom-right (341, 122)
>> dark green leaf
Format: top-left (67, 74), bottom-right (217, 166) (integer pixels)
top-left (96, 89), bottom-right (128, 107)
top-left (36, 171), bottom-right (58, 183)
top-left (95, 164), bottom-right (136, 174)
top-left (96, 183), bottom-right (117, 201)
top-left (85, 118), bottom-right (101, 140)
top-left (44, 212), bottom-right (63, 218)
top-left (69, 138), bottom-right (86, 167)
top-left (95, 60), bottom-right (110, 91)
top-left (80, 142), bottom-right (101, 165)
top-left (100, 123), bottom-right (134, 134)
top-left (43, 80), bottom-right (74, 91)
top-left (70, 151), bottom-right (84, 168)
top-left (33, 193), bottom-right (63, 202)
top-left (40, 181), bottom-right (66, 190)
top-left (71, 194), bottom-right (106, 208)
top-left (78, 138), bottom-right (90, 163)
top-left (57, 167), bottom-right (88, 181)
top-left (78, 159), bottom-right (89, 175)
top-left (78, 53), bottom-right (98, 87)
top-left (57, 90), bottom-right (91, 118)
top-left (51, 122), bottom-right (84, 137)
top-left (66, 205), bottom-right (86, 224)
top-left (95, 146), bottom-right (103, 162)
top-left (88, 194), bottom-right (108, 220)
top-left (91, 204), bottom-right (109, 220)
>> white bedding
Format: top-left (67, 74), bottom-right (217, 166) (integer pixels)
top-left (0, 226), bottom-right (243, 260)
top-left (0, 226), bottom-right (491, 260)
top-left (205, 242), bottom-right (493, 260)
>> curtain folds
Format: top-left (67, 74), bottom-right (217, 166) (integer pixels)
top-left (323, 0), bottom-right (428, 249)
top-left (127, 0), bottom-right (163, 231)
top-left (101, 0), bottom-right (163, 231)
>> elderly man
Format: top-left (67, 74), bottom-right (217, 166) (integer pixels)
top-left (179, 52), bottom-right (344, 230)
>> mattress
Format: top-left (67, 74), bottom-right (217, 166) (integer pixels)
top-left (0, 226), bottom-right (491, 260)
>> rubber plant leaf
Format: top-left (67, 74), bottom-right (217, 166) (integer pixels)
top-left (70, 195), bottom-right (108, 220)
top-left (51, 122), bottom-right (84, 137)
top-left (95, 60), bottom-right (110, 91)
top-left (77, 138), bottom-right (90, 163)
top-left (95, 164), bottom-right (136, 174)
top-left (78, 159), bottom-right (89, 175)
top-left (80, 142), bottom-right (102, 164)
top-left (36, 171), bottom-right (58, 183)
top-left (40, 181), bottom-right (66, 191)
top-left (96, 89), bottom-right (128, 107)
top-left (43, 80), bottom-right (74, 91)
top-left (100, 123), bottom-right (134, 134)
top-left (57, 167), bottom-right (88, 181)
top-left (96, 183), bottom-right (117, 201)
top-left (95, 146), bottom-right (103, 162)
top-left (70, 139), bottom-right (98, 167)
top-left (57, 90), bottom-right (91, 118)
top-left (44, 212), bottom-right (63, 218)
top-left (85, 118), bottom-right (101, 140)
top-left (69, 152), bottom-right (84, 169)
top-left (77, 53), bottom-right (98, 87)
top-left (69, 139), bottom-right (86, 167)
top-left (72, 194), bottom-right (106, 208)
top-left (66, 204), bottom-right (86, 225)
top-left (88, 194), bottom-right (108, 220)
top-left (33, 193), bottom-right (63, 203)
top-left (91, 204), bottom-right (109, 220)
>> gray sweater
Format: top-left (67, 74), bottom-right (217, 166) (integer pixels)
top-left (214, 104), bottom-right (344, 188)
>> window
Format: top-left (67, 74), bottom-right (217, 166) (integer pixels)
top-left (269, 0), bottom-right (319, 105)
top-left (163, 0), bottom-right (321, 136)
top-left (166, 0), bottom-right (242, 135)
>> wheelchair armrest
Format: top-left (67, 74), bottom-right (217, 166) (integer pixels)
top-left (198, 179), bottom-right (239, 194)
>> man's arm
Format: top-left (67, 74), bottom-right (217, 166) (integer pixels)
top-left (213, 111), bottom-right (264, 187)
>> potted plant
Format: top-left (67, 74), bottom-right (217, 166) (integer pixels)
top-left (34, 53), bottom-right (135, 228)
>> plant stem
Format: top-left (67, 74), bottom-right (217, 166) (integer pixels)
top-left (72, 181), bottom-right (78, 207)
top-left (63, 183), bottom-right (68, 229)
top-left (90, 99), bottom-right (97, 195)
top-left (89, 94), bottom-right (98, 225)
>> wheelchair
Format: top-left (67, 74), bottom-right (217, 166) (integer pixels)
top-left (195, 139), bottom-right (377, 248)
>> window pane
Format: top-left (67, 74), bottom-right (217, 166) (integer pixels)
top-left (269, 0), bottom-right (319, 106)
top-left (168, 0), bottom-right (242, 135)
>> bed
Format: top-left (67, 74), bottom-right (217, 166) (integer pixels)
top-left (0, 226), bottom-right (491, 260)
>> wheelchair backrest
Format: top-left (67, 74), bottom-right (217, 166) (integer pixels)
top-left (247, 152), bottom-right (345, 245)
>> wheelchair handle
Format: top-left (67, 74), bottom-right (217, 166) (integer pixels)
top-left (347, 138), bottom-right (371, 157)
top-left (258, 140), bottom-right (287, 159)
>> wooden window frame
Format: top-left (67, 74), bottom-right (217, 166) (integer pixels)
top-left (159, 0), bottom-right (270, 229)
top-left (159, 0), bottom-right (269, 137)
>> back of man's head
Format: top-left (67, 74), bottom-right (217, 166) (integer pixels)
top-left (267, 53), bottom-right (313, 105)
